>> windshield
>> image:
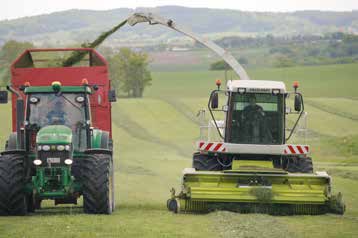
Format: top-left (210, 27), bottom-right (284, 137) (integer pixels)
top-left (27, 93), bottom-right (88, 151)
top-left (227, 93), bottom-right (284, 144)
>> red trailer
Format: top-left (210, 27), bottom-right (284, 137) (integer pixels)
top-left (10, 48), bottom-right (113, 137)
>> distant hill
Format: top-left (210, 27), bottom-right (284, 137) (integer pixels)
top-left (0, 6), bottom-right (357, 46)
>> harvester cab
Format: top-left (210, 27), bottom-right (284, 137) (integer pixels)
top-left (167, 79), bottom-right (345, 215)
top-left (0, 48), bottom-right (116, 215)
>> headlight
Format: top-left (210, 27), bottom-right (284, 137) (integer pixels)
top-left (37, 145), bottom-right (42, 151)
top-left (64, 159), bottom-right (73, 165)
top-left (238, 88), bottom-right (246, 94)
top-left (42, 145), bottom-right (50, 151)
top-left (65, 145), bottom-right (71, 151)
top-left (57, 145), bottom-right (65, 151)
top-left (33, 159), bottom-right (42, 166)
top-left (272, 89), bottom-right (280, 95)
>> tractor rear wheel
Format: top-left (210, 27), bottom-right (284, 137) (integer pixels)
top-left (0, 154), bottom-right (27, 216)
top-left (82, 154), bottom-right (114, 214)
top-left (193, 152), bottom-right (222, 171)
top-left (287, 156), bottom-right (313, 173)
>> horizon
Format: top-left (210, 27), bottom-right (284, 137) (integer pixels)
top-left (2, 1), bottom-right (358, 21)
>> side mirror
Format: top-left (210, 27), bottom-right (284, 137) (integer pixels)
top-left (211, 92), bottom-right (218, 109)
top-left (108, 90), bottom-right (117, 102)
top-left (0, 91), bottom-right (8, 104)
top-left (294, 94), bottom-right (302, 112)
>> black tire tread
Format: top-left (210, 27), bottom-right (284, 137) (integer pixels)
top-left (81, 154), bottom-right (113, 214)
top-left (192, 153), bottom-right (222, 171)
top-left (287, 156), bottom-right (313, 173)
top-left (0, 154), bottom-right (27, 216)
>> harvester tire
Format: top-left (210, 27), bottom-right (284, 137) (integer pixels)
top-left (193, 153), bottom-right (222, 171)
top-left (287, 156), bottom-right (313, 173)
top-left (0, 154), bottom-right (27, 216)
top-left (82, 154), bottom-right (114, 214)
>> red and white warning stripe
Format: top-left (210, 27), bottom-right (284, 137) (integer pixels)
top-left (198, 141), bottom-right (226, 152)
top-left (284, 145), bottom-right (310, 155)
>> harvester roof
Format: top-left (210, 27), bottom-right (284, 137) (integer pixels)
top-left (227, 80), bottom-right (286, 93)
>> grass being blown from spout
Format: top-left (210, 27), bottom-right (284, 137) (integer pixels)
top-left (62, 19), bottom-right (128, 67)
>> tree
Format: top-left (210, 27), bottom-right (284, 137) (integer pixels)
top-left (109, 48), bottom-right (152, 98)
top-left (0, 40), bottom-right (34, 85)
top-left (210, 57), bottom-right (248, 71)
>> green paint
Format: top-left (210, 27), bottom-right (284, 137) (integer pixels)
top-left (91, 129), bottom-right (103, 148)
top-left (25, 86), bottom-right (92, 94)
top-left (31, 166), bottom-right (79, 198)
top-left (36, 125), bottom-right (72, 144)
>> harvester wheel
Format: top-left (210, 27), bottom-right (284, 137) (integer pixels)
top-left (193, 153), bottom-right (222, 171)
top-left (82, 154), bottom-right (114, 214)
top-left (287, 156), bottom-right (313, 173)
top-left (0, 154), bottom-right (27, 216)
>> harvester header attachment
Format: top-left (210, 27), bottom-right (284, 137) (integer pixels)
top-left (168, 168), bottom-right (345, 215)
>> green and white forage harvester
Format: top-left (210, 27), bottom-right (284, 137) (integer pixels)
top-left (0, 48), bottom-right (116, 215)
top-left (167, 79), bottom-right (346, 215)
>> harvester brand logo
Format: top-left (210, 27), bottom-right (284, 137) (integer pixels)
top-left (198, 141), bottom-right (226, 152)
top-left (247, 88), bottom-right (271, 93)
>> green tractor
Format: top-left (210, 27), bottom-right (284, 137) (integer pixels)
top-left (0, 48), bottom-right (116, 215)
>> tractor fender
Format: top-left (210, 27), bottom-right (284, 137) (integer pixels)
top-left (5, 132), bottom-right (17, 150)
top-left (91, 129), bottom-right (110, 149)
top-left (1, 149), bottom-right (26, 156)
top-left (84, 149), bottom-right (112, 156)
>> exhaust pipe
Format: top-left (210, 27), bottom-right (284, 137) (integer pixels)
top-left (6, 86), bottom-right (25, 149)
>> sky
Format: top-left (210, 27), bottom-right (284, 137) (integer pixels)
top-left (1, 0), bottom-right (358, 21)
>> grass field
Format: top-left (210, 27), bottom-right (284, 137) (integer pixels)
top-left (0, 63), bottom-right (358, 237)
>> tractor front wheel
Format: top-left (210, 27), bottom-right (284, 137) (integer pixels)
top-left (82, 154), bottom-right (114, 214)
top-left (0, 154), bottom-right (27, 216)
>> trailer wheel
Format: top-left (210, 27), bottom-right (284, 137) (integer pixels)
top-left (0, 154), bottom-right (27, 216)
top-left (82, 154), bottom-right (114, 214)
top-left (193, 153), bottom-right (222, 171)
top-left (287, 156), bottom-right (313, 173)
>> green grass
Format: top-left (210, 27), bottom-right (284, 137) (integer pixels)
top-left (147, 63), bottom-right (358, 99)
top-left (1, 63), bottom-right (358, 237)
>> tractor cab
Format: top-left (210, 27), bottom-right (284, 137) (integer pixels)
top-left (24, 81), bottom-right (92, 153)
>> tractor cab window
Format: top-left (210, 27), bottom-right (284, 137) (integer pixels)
top-left (27, 93), bottom-right (89, 151)
top-left (228, 93), bottom-right (284, 144)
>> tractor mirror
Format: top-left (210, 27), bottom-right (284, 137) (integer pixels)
top-left (294, 94), bottom-right (302, 112)
top-left (0, 91), bottom-right (8, 104)
top-left (108, 90), bottom-right (117, 102)
top-left (211, 92), bottom-right (219, 109)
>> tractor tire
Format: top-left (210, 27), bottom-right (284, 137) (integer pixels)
top-left (81, 154), bottom-right (114, 214)
top-left (0, 154), bottom-right (27, 216)
top-left (192, 152), bottom-right (222, 171)
top-left (287, 156), bottom-right (313, 173)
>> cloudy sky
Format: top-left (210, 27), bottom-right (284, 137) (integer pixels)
top-left (1, 0), bottom-right (358, 21)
